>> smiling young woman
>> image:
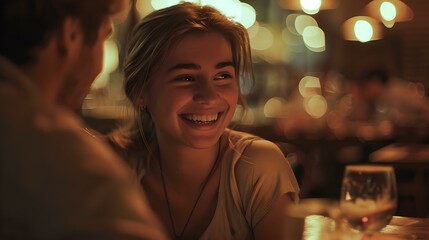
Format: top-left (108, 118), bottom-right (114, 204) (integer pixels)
top-left (109, 2), bottom-right (300, 239)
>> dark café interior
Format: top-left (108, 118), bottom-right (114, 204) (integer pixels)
top-left (84, 0), bottom-right (429, 219)
top-left (4, 0), bottom-right (429, 238)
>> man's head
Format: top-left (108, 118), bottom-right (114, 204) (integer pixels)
top-left (58, 14), bottom-right (114, 112)
top-left (0, 0), bottom-right (126, 66)
top-left (0, 0), bottom-right (127, 106)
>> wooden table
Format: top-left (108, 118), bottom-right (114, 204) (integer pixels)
top-left (302, 215), bottom-right (429, 240)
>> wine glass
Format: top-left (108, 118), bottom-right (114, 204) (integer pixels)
top-left (340, 165), bottom-right (397, 237)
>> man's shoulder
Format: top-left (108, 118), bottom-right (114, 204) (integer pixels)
top-left (0, 89), bottom-right (126, 175)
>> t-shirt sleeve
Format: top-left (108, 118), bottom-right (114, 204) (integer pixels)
top-left (234, 139), bottom-right (300, 228)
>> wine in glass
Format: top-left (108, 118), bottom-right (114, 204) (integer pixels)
top-left (340, 165), bottom-right (397, 236)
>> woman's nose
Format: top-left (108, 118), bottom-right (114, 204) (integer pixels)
top-left (193, 80), bottom-right (219, 104)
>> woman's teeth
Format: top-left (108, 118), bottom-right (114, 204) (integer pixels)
top-left (183, 113), bottom-right (218, 123)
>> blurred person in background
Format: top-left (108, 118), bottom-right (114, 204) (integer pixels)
top-left (0, 0), bottom-right (167, 239)
top-left (109, 3), bottom-right (299, 239)
top-left (348, 68), bottom-right (391, 123)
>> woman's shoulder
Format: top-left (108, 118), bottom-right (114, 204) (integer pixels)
top-left (224, 128), bottom-right (260, 146)
top-left (225, 129), bottom-right (286, 168)
top-left (224, 130), bottom-right (300, 204)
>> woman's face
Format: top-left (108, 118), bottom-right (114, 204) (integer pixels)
top-left (144, 31), bottom-right (239, 149)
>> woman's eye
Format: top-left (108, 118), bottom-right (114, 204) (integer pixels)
top-left (214, 73), bottom-right (233, 80)
top-left (175, 75), bottom-right (194, 82)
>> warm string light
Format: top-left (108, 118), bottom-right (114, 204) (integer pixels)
top-left (343, 0), bottom-right (414, 42)
top-left (364, 0), bottom-right (414, 28)
top-left (342, 16), bottom-right (383, 43)
top-left (279, 0), bottom-right (339, 15)
top-left (145, 0), bottom-right (256, 29)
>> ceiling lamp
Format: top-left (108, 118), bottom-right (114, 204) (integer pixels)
top-left (364, 0), bottom-right (414, 28)
top-left (279, 0), bottom-right (338, 15)
top-left (342, 16), bottom-right (383, 42)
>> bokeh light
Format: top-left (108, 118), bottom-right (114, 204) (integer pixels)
top-left (286, 14), bottom-right (301, 35)
top-left (364, 0), bottom-right (413, 28)
top-left (303, 26), bottom-right (325, 52)
top-left (150, 0), bottom-right (256, 30)
top-left (343, 16), bottom-right (382, 42)
top-left (300, 0), bottom-right (321, 14)
top-left (151, 0), bottom-right (182, 10)
top-left (380, 1), bottom-right (397, 21)
top-left (235, 2), bottom-right (256, 28)
top-left (103, 40), bottom-right (119, 74)
top-left (137, 0), bottom-right (154, 15)
top-left (299, 76), bottom-right (321, 97)
top-left (295, 15), bottom-right (318, 35)
top-left (250, 25), bottom-right (274, 50)
top-left (93, 40), bottom-right (119, 88)
top-left (247, 21), bottom-right (259, 39)
top-left (354, 20), bottom-right (374, 42)
top-left (264, 97), bottom-right (286, 118)
top-left (202, 0), bottom-right (242, 22)
top-left (282, 28), bottom-right (304, 52)
top-left (304, 94), bottom-right (328, 118)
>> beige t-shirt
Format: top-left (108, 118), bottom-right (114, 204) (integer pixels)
top-left (110, 113), bottom-right (300, 239)
top-left (199, 129), bottom-right (300, 239)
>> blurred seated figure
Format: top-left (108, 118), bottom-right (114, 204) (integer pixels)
top-left (348, 68), bottom-right (390, 123)
top-left (0, 0), bottom-right (167, 239)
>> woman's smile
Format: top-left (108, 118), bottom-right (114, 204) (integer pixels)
top-left (146, 31), bottom-right (238, 148)
top-left (181, 112), bottom-right (221, 124)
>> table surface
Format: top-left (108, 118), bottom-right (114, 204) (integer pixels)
top-left (303, 215), bottom-right (429, 240)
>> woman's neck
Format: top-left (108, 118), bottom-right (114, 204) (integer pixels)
top-left (156, 140), bottom-right (221, 190)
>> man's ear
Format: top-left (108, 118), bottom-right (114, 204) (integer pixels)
top-left (57, 18), bottom-right (83, 60)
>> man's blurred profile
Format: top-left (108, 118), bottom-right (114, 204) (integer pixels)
top-left (0, 0), bottom-right (167, 239)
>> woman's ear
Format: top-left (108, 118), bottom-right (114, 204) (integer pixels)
top-left (136, 96), bottom-right (148, 109)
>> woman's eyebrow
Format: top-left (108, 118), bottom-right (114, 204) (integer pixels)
top-left (167, 61), bottom-right (234, 72)
top-left (167, 63), bottom-right (200, 72)
top-left (215, 61), bottom-right (234, 69)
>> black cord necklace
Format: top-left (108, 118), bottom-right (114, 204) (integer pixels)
top-left (159, 142), bottom-right (221, 240)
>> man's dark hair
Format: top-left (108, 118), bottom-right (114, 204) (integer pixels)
top-left (0, 0), bottom-right (125, 66)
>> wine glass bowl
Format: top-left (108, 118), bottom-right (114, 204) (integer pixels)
top-left (340, 165), bottom-right (397, 235)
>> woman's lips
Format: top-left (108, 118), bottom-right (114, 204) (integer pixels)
top-left (181, 112), bottom-right (222, 124)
